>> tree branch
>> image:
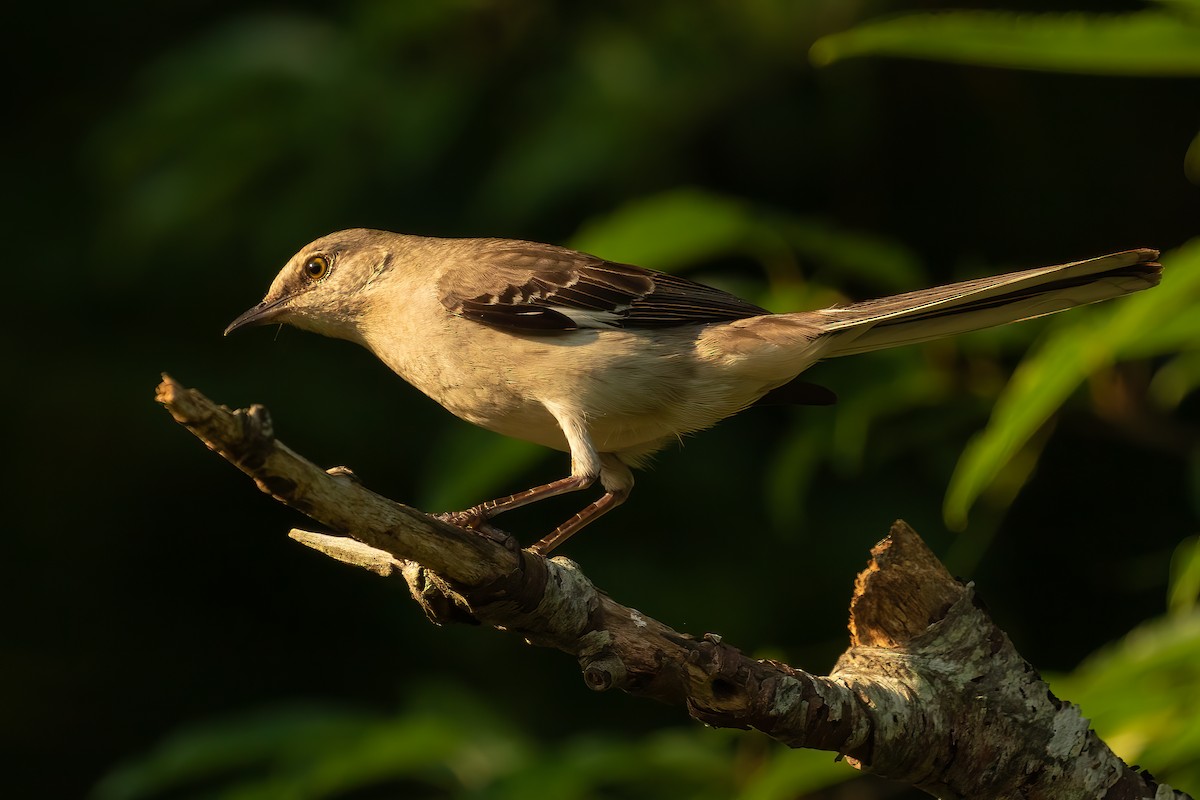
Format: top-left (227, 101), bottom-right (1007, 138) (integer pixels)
top-left (157, 374), bottom-right (1190, 800)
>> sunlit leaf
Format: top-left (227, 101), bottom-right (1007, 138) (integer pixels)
top-left (1169, 536), bottom-right (1200, 616)
top-left (569, 188), bottom-right (922, 294)
top-left (1151, 0), bottom-right (1200, 16)
top-left (418, 425), bottom-right (548, 511)
top-left (943, 325), bottom-right (1103, 529)
top-left (945, 239), bottom-right (1200, 527)
top-left (1187, 130), bottom-right (1200, 185)
top-left (764, 346), bottom-right (963, 530)
top-left (1149, 350), bottom-right (1200, 409)
top-left (776, 218), bottom-right (925, 293)
top-left (811, 11), bottom-right (1200, 75)
top-left (92, 705), bottom-right (383, 799)
top-left (93, 686), bottom-right (532, 800)
top-left (569, 188), bottom-right (764, 270)
top-left (93, 686), bottom-right (852, 800)
top-left (1048, 611), bottom-right (1200, 789)
top-left (736, 747), bottom-right (854, 800)
top-left (765, 418), bottom-right (832, 529)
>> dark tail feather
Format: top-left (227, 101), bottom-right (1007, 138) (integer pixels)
top-left (810, 249), bottom-right (1160, 358)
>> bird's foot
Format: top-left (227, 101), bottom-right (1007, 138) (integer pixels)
top-left (434, 508), bottom-right (488, 529)
top-left (433, 510), bottom-right (517, 550)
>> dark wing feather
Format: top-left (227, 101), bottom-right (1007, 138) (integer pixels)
top-left (438, 241), bottom-right (769, 333)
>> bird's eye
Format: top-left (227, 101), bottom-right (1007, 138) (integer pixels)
top-left (303, 255), bottom-right (330, 281)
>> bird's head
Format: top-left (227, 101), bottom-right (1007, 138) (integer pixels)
top-left (224, 228), bottom-right (396, 342)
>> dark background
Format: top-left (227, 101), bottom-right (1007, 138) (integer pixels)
top-left (7, 1), bottom-right (1198, 797)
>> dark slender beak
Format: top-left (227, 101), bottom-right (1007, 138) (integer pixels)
top-left (224, 297), bottom-right (288, 336)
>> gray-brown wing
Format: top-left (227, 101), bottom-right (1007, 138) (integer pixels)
top-left (437, 240), bottom-right (770, 333)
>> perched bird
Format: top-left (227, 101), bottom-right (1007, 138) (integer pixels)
top-left (226, 230), bottom-right (1161, 554)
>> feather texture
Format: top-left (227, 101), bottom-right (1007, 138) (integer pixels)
top-left (438, 241), bottom-right (769, 332)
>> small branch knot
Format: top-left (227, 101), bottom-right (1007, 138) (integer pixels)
top-left (400, 563), bottom-right (480, 627)
top-left (325, 465), bottom-right (360, 484)
top-left (244, 403), bottom-right (274, 440)
top-left (227, 403), bottom-right (276, 468)
top-left (581, 653), bottom-right (627, 691)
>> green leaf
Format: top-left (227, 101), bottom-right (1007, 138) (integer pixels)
top-left (569, 188), bottom-right (922, 295)
top-left (418, 425), bottom-right (548, 511)
top-left (943, 323), bottom-right (1103, 528)
top-left (1169, 536), bottom-right (1200, 616)
top-left (811, 11), bottom-right (1200, 76)
top-left (775, 217), bottom-right (925, 293)
top-left (91, 705), bottom-right (381, 799)
top-left (93, 686), bottom-right (532, 800)
top-left (569, 188), bottom-right (761, 271)
top-left (96, 690), bottom-right (852, 800)
top-left (1151, 0), bottom-right (1200, 18)
top-left (736, 747), bottom-right (854, 800)
top-left (1048, 611), bottom-right (1200, 789)
top-left (1186, 129), bottom-right (1200, 185)
top-left (945, 239), bottom-right (1200, 527)
top-left (1149, 350), bottom-right (1200, 409)
top-left (764, 417), bottom-right (832, 529)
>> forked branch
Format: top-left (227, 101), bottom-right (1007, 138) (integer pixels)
top-left (156, 374), bottom-right (1188, 800)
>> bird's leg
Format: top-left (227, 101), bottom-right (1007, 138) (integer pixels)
top-left (529, 490), bottom-right (625, 555)
top-left (530, 454), bottom-right (634, 555)
top-left (437, 473), bottom-right (596, 530)
top-left (439, 403), bottom-right (601, 529)
top-left (437, 404), bottom-right (632, 553)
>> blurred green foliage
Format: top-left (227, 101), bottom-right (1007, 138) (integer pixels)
top-left (92, 535), bottom-right (1200, 799)
top-left (7, 0), bottom-right (1199, 798)
top-left (94, 684), bottom-right (852, 800)
top-left (92, 597), bottom-right (1200, 799)
top-left (946, 238), bottom-right (1200, 529)
top-left (1048, 543), bottom-right (1200, 790)
top-left (1170, 536), bottom-right (1200, 616)
top-left (90, 537), bottom-right (1200, 799)
top-left (811, 2), bottom-right (1200, 75)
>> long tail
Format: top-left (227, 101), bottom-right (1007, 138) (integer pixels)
top-left (811, 248), bottom-right (1161, 358)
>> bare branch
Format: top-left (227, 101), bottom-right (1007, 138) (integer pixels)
top-left (157, 374), bottom-right (1190, 800)
top-left (288, 529), bottom-right (402, 576)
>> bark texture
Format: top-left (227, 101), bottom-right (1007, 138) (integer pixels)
top-left (157, 374), bottom-right (1190, 800)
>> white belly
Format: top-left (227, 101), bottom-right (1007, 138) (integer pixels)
top-left (361, 307), bottom-right (819, 461)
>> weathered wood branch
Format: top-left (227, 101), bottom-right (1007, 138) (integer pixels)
top-left (157, 374), bottom-right (1189, 800)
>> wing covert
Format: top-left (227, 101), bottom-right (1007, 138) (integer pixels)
top-left (438, 241), bottom-right (769, 333)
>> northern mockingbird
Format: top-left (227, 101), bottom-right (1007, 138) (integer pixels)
top-left (226, 229), bottom-right (1161, 554)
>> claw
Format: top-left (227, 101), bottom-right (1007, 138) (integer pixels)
top-left (432, 511), bottom-right (517, 550)
top-left (433, 509), bottom-right (488, 530)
